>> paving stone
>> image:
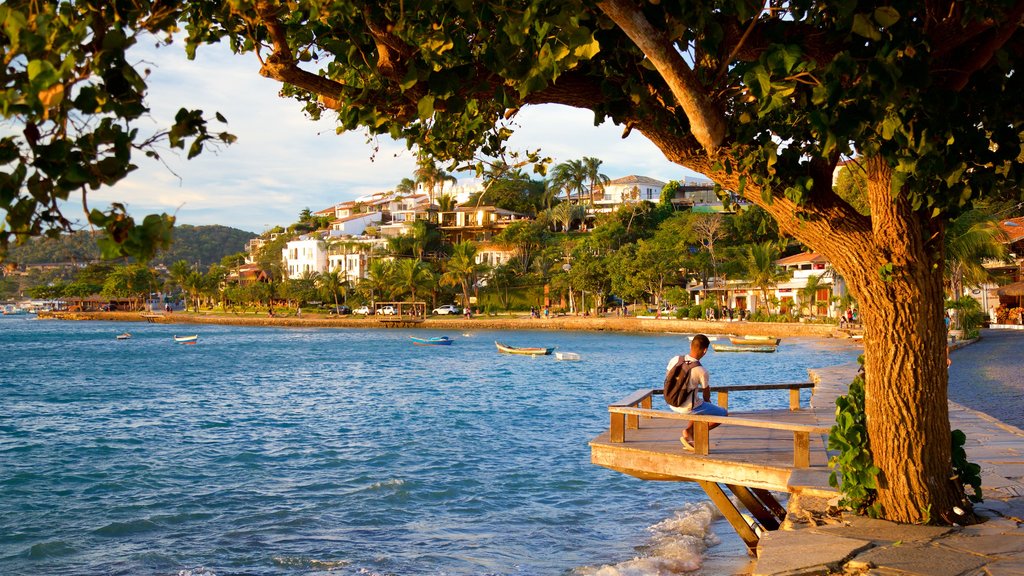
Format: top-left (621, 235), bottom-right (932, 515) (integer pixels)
top-left (960, 518), bottom-right (1022, 537)
top-left (939, 533), bottom-right (1024, 556)
top-left (984, 558), bottom-right (1024, 575)
top-left (809, 515), bottom-right (953, 544)
top-left (989, 464), bottom-right (1024, 477)
top-left (851, 542), bottom-right (986, 576)
top-left (753, 530), bottom-right (873, 576)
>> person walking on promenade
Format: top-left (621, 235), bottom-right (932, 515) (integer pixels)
top-left (663, 334), bottom-right (727, 450)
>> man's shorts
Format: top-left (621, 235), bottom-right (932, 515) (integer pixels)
top-left (690, 402), bottom-right (728, 417)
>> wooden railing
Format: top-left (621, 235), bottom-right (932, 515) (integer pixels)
top-left (608, 383), bottom-right (829, 468)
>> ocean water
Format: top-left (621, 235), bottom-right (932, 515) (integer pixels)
top-left (0, 317), bottom-right (859, 575)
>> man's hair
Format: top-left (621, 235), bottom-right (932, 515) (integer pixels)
top-left (691, 334), bottom-right (710, 352)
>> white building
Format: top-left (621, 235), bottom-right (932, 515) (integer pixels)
top-left (325, 237), bottom-right (385, 281)
top-left (689, 252), bottom-right (848, 317)
top-left (282, 236), bottom-right (328, 279)
top-left (589, 175), bottom-right (666, 213)
top-left (329, 212), bottom-right (383, 236)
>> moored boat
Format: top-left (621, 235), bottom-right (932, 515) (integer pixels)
top-left (410, 335), bottom-right (453, 346)
top-left (495, 341), bottom-right (554, 356)
top-left (712, 343), bottom-right (777, 353)
top-left (173, 334), bottom-right (199, 344)
top-left (729, 336), bottom-right (781, 346)
top-left (116, 332), bottom-right (132, 340)
top-left (555, 351), bottom-right (581, 361)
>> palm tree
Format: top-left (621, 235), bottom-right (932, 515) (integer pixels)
top-left (745, 242), bottom-right (788, 314)
top-left (360, 259), bottom-right (394, 304)
top-left (440, 241), bottom-right (483, 309)
top-left (944, 209), bottom-right (1008, 299)
top-left (549, 159), bottom-right (587, 205)
top-left (395, 177), bottom-right (417, 196)
top-left (317, 269), bottom-right (347, 309)
top-left (800, 274), bottom-right (823, 318)
top-left (437, 193), bottom-right (457, 211)
top-left (551, 202), bottom-right (586, 232)
top-left (414, 154), bottom-right (458, 204)
top-left (409, 219), bottom-right (441, 260)
top-left (581, 156), bottom-right (610, 206)
top-left (393, 258), bottom-right (435, 302)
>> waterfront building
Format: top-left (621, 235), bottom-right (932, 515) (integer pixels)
top-left (438, 205), bottom-right (531, 244)
top-left (282, 236), bottom-right (328, 279)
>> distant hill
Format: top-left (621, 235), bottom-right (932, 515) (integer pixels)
top-left (8, 225), bottom-right (257, 268)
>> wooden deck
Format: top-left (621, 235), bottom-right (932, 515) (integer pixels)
top-left (590, 385), bottom-right (839, 555)
top-left (590, 408), bottom-right (834, 494)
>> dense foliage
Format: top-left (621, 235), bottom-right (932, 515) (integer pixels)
top-left (7, 225), bottom-right (255, 268)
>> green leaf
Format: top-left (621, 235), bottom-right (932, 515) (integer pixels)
top-left (852, 14), bottom-right (881, 41)
top-left (873, 7), bottom-right (900, 28)
top-left (573, 35), bottom-right (601, 60)
top-left (417, 94), bottom-right (435, 120)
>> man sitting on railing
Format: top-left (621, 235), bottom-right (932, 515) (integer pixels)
top-left (663, 334), bottom-right (728, 451)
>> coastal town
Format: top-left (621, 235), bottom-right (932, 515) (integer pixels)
top-left (5, 160), bottom-right (1024, 333)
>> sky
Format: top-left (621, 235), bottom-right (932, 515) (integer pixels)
top-left (83, 38), bottom-right (707, 234)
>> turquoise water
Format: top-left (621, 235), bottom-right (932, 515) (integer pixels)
top-left (0, 317), bottom-right (859, 575)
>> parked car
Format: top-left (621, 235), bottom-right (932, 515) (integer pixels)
top-left (376, 305), bottom-right (397, 315)
top-left (353, 305), bottom-right (371, 315)
top-left (432, 304), bottom-right (461, 315)
top-left (327, 305), bottom-right (352, 315)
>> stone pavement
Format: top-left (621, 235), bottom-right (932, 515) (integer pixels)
top-left (751, 342), bottom-right (1024, 576)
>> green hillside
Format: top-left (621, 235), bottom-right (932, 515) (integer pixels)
top-left (8, 225), bottom-right (256, 268)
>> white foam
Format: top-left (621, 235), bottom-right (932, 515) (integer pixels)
top-left (573, 501), bottom-right (721, 576)
top-left (177, 568), bottom-right (217, 576)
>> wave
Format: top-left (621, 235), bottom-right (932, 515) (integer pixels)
top-left (572, 501), bottom-right (721, 576)
top-left (272, 556), bottom-right (351, 570)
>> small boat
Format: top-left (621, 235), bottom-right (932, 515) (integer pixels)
top-left (495, 341), bottom-right (554, 356)
top-left (410, 335), bottom-right (453, 346)
top-left (555, 351), bottom-right (581, 361)
top-left (116, 332), bottom-right (132, 340)
top-left (712, 343), bottom-right (777, 353)
top-left (730, 336), bottom-right (781, 346)
top-left (2, 305), bottom-right (27, 315)
top-left (173, 335), bottom-right (199, 344)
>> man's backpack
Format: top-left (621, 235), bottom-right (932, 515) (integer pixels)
top-left (663, 358), bottom-right (701, 409)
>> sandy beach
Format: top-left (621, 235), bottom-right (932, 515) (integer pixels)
top-left (44, 310), bottom-right (843, 339)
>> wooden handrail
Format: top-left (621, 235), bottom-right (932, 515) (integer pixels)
top-left (707, 382), bottom-right (814, 411)
top-left (608, 406), bottom-right (829, 434)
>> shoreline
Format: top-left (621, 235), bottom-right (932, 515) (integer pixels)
top-left (42, 310), bottom-right (845, 338)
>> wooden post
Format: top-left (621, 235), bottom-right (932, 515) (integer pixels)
top-left (793, 431), bottom-right (810, 468)
top-left (698, 480), bottom-right (759, 554)
top-left (789, 388), bottom-right (801, 411)
top-left (693, 421), bottom-right (710, 455)
top-left (717, 391), bottom-right (729, 410)
top-left (610, 412), bottom-right (625, 443)
top-left (626, 410), bottom-right (639, 430)
top-left (751, 488), bottom-right (788, 520)
top-left (728, 484), bottom-right (781, 530)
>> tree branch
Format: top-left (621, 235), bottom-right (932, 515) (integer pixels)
top-left (598, 0), bottom-right (726, 152)
top-left (942, 0), bottom-right (1024, 91)
top-left (254, 1), bottom-right (348, 101)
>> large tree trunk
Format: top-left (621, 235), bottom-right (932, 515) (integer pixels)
top-left (677, 151), bottom-right (963, 524)
top-left (840, 158), bottom-right (958, 522)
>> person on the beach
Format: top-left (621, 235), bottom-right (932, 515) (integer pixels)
top-left (663, 334), bottom-right (727, 451)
